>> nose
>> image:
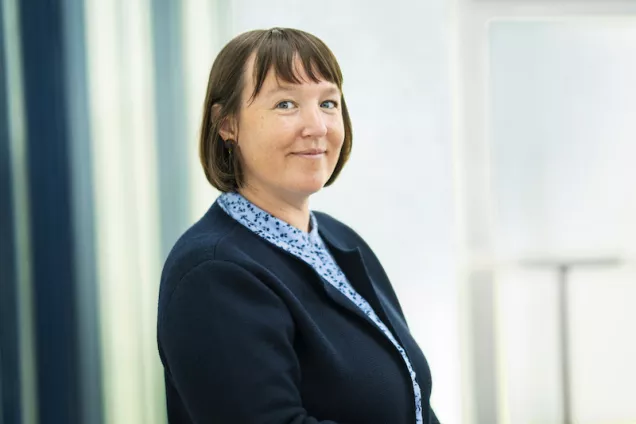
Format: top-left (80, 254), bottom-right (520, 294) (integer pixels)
top-left (300, 105), bottom-right (328, 138)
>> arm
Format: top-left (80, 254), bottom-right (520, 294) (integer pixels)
top-left (159, 259), bottom-right (341, 424)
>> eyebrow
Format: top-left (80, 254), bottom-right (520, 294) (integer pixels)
top-left (264, 83), bottom-right (341, 97)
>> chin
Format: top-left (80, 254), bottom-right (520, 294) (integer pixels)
top-left (291, 177), bottom-right (328, 196)
top-left (297, 183), bottom-right (325, 196)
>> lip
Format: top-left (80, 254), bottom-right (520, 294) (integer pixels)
top-left (292, 149), bottom-right (326, 157)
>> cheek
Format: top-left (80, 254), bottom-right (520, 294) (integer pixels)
top-left (271, 118), bottom-right (299, 141)
top-left (264, 123), bottom-right (296, 158)
top-left (241, 117), bottom-right (294, 169)
top-left (329, 118), bottom-right (346, 149)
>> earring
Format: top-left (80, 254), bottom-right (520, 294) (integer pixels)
top-left (223, 139), bottom-right (234, 166)
top-left (222, 139), bottom-right (233, 156)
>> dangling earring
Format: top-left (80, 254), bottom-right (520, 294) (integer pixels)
top-left (224, 139), bottom-right (235, 168)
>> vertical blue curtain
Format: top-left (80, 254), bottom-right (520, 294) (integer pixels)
top-left (18, 0), bottom-right (80, 422)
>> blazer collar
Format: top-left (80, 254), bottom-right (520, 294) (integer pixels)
top-left (317, 225), bottom-right (410, 351)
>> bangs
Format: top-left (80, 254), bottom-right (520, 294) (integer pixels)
top-left (248, 29), bottom-right (344, 102)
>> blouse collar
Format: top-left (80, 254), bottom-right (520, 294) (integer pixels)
top-left (217, 192), bottom-right (322, 249)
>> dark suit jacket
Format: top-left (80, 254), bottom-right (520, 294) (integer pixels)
top-left (157, 201), bottom-right (440, 423)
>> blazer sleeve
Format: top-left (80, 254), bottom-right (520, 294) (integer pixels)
top-left (430, 407), bottom-right (441, 423)
top-left (159, 259), bottom-right (342, 424)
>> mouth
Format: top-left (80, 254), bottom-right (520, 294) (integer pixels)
top-left (291, 149), bottom-right (327, 158)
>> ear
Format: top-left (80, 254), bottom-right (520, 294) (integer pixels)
top-left (213, 104), bottom-right (238, 141)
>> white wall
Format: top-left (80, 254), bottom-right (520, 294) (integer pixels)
top-left (490, 20), bottom-right (636, 424)
top-left (490, 20), bottom-right (636, 261)
top-left (456, 0), bottom-right (636, 420)
top-left (185, 1), bottom-right (463, 422)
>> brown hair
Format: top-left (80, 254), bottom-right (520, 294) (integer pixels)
top-left (199, 27), bottom-right (353, 192)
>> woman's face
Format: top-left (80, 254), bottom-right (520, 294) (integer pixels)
top-left (224, 54), bottom-right (345, 200)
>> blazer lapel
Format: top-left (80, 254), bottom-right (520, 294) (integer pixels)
top-left (318, 232), bottom-right (407, 347)
top-left (317, 264), bottom-right (379, 331)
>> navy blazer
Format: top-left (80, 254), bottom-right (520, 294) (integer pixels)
top-left (157, 201), bottom-right (440, 424)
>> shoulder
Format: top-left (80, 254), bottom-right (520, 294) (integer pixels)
top-left (161, 202), bottom-right (239, 284)
top-left (313, 210), bottom-right (388, 282)
top-left (158, 202), bottom-right (268, 317)
top-left (313, 210), bottom-right (371, 251)
top-left (313, 210), bottom-right (389, 283)
top-left (313, 210), bottom-right (360, 240)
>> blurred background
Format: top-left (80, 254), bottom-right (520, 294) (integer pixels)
top-left (1, 0), bottom-right (635, 423)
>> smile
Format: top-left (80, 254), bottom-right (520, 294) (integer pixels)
top-left (292, 150), bottom-right (326, 159)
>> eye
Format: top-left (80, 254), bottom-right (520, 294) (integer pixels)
top-left (275, 100), bottom-right (295, 109)
top-left (321, 100), bottom-right (339, 109)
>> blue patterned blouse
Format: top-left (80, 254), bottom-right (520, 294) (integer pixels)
top-left (217, 192), bottom-right (423, 424)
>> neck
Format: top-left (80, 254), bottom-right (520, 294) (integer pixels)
top-left (238, 184), bottom-right (311, 233)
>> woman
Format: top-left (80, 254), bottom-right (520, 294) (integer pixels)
top-left (157, 27), bottom-right (440, 424)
